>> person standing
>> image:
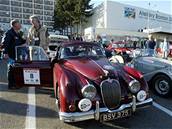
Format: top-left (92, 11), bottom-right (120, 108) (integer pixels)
top-left (96, 35), bottom-right (104, 48)
top-left (27, 15), bottom-right (49, 50)
top-left (1, 19), bottom-right (26, 89)
top-left (162, 37), bottom-right (169, 59)
top-left (146, 35), bottom-right (156, 56)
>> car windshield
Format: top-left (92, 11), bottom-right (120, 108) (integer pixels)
top-left (59, 44), bottom-right (105, 59)
top-left (16, 46), bottom-right (49, 61)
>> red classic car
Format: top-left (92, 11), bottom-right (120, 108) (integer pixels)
top-left (107, 41), bottom-right (131, 54)
top-left (107, 41), bottom-right (136, 63)
top-left (53, 42), bottom-right (152, 122)
top-left (12, 42), bottom-right (152, 122)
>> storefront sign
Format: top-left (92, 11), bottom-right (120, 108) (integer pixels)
top-left (139, 10), bottom-right (172, 24)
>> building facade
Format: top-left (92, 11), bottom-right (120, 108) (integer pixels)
top-left (85, 0), bottom-right (172, 41)
top-left (0, 0), bottom-right (54, 31)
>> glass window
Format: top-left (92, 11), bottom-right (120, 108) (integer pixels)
top-left (0, 5), bottom-right (10, 11)
top-left (23, 0), bottom-right (32, 2)
top-left (23, 2), bottom-right (32, 8)
top-left (0, 0), bottom-right (9, 5)
top-left (16, 46), bottom-right (49, 61)
top-left (60, 44), bottom-right (105, 59)
top-left (34, 0), bottom-right (43, 4)
top-left (34, 4), bottom-right (43, 9)
top-left (11, 1), bottom-right (21, 6)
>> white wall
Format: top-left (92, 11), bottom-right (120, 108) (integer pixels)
top-left (106, 1), bottom-right (172, 31)
top-left (91, 3), bottom-right (105, 28)
top-left (91, 0), bottom-right (172, 32)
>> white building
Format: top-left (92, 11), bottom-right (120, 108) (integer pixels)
top-left (85, 0), bottom-right (172, 41)
top-left (0, 0), bottom-right (55, 31)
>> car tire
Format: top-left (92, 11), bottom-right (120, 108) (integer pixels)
top-left (152, 74), bottom-right (172, 97)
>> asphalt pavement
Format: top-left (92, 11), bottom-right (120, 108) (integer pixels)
top-left (1, 61), bottom-right (172, 129)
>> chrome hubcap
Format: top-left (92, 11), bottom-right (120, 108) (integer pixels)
top-left (155, 79), bottom-right (169, 95)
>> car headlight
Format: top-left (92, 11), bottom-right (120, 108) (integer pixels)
top-left (137, 90), bottom-right (147, 102)
top-left (78, 98), bottom-right (92, 112)
top-left (81, 84), bottom-right (97, 100)
top-left (129, 80), bottom-right (141, 93)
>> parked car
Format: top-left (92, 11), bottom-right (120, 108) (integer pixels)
top-left (11, 46), bottom-right (53, 87)
top-left (128, 49), bottom-right (172, 97)
top-left (107, 41), bottom-right (136, 63)
top-left (12, 42), bottom-right (152, 122)
top-left (53, 41), bottom-right (152, 122)
top-left (47, 34), bottom-right (69, 58)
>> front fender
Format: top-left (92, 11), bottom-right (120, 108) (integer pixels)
top-left (54, 64), bottom-right (87, 112)
top-left (123, 65), bottom-right (149, 92)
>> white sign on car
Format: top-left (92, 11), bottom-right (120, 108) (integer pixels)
top-left (23, 69), bottom-right (40, 85)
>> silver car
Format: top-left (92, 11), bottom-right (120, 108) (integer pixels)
top-left (128, 49), bottom-right (172, 97)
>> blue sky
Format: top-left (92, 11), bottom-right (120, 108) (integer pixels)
top-left (91, 0), bottom-right (172, 15)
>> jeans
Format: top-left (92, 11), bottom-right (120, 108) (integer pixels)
top-left (163, 51), bottom-right (168, 59)
top-left (147, 49), bottom-right (155, 56)
top-left (7, 58), bottom-right (15, 88)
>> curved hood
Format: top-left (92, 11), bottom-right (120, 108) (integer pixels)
top-left (62, 57), bottom-right (112, 80)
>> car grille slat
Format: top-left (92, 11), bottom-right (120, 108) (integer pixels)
top-left (100, 79), bottom-right (121, 110)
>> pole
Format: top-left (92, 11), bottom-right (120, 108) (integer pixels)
top-left (9, 0), bottom-right (11, 21)
top-left (21, 0), bottom-right (23, 24)
top-left (147, 2), bottom-right (150, 32)
top-left (43, 0), bottom-right (44, 25)
top-left (32, 0), bottom-right (34, 15)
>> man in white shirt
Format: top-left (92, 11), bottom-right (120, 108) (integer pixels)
top-left (162, 37), bottom-right (169, 59)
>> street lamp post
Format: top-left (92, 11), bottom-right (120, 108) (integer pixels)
top-left (147, 2), bottom-right (150, 33)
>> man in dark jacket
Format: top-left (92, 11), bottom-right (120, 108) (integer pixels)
top-left (2, 19), bottom-right (26, 89)
top-left (146, 35), bottom-right (156, 56)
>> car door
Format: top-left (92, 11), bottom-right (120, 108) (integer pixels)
top-left (134, 57), bottom-right (155, 74)
top-left (13, 46), bottom-right (53, 88)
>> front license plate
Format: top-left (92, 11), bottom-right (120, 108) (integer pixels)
top-left (100, 109), bottom-right (131, 122)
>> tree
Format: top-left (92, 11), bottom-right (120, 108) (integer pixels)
top-left (73, 0), bottom-right (93, 33)
top-left (54, 0), bottom-right (93, 35)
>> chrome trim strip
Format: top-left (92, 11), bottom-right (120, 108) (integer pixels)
top-left (132, 95), bottom-right (136, 112)
top-left (59, 98), bottom-right (153, 122)
top-left (95, 101), bottom-right (100, 120)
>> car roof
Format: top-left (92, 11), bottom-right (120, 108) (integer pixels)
top-left (60, 41), bottom-right (101, 47)
top-left (49, 34), bottom-right (69, 40)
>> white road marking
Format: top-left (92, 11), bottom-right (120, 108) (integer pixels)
top-left (0, 82), bottom-right (8, 97)
top-left (0, 82), bottom-right (8, 85)
top-left (25, 87), bottom-right (36, 129)
top-left (153, 102), bottom-right (172, 117)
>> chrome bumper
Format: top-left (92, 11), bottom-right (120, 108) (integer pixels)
top-left (59, 97), bottom-right (153, 122)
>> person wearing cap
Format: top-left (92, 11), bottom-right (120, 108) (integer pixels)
top-left (27, 15), bottom-right (49, 50)
top-left (146, 35), bottom-right (156, 56)
top-left (1, 19), bottom-right (26, 89)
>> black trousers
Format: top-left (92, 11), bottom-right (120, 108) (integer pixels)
top-left (7, 61), bottom-right (15, 88)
